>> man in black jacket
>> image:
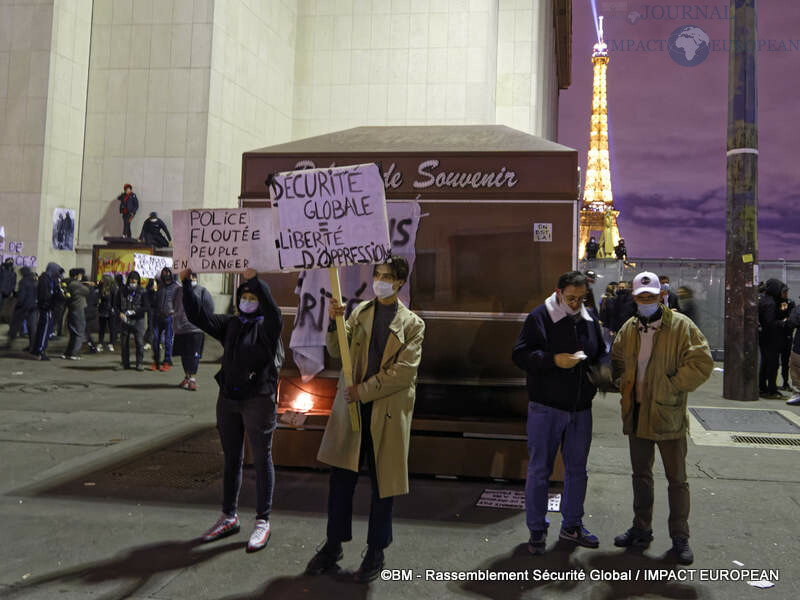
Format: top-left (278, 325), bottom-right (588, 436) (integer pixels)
top-left (0, 258), bottom-right (16, 321)
top-left (118, 183), bottom-right (139, 238)
top-left (31, 262), bottom-right (63, 360)
top-left (6, 266), bottom-right (37, 349)
top-left (150, 267), bottom-right (179, 371)
top-left (116, 270), bottom-right (147, 370)
top-left (139, 212), bottom-right (172, 248)
top-left (512, 271), bottom-right (607, 554)
top-left (181, 267), bottom-right (282, 554)
top-left (609, 281), bottom-right (637, 335)
top-left (759, 278), bottom-right (786, 399)
top-left (659, 276), bottom-right (681, 311)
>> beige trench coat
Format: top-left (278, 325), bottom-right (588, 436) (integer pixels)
top-left (317, 299), bottom-right (425, 498)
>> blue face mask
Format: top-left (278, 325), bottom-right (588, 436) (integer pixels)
top-left (637, 302), bottom-right (659, 318)
top-left (239, 299), bottom-right (259, 314)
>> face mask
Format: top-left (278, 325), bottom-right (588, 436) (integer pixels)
top-left (557, 292), bottom-right (581, 315)
top-left (239, 299), bottom-right (259, 314)
top-left (661, 283), bottom-right (669, 291)
top-left (637, 302), bottom-right (659, 318)
top-left (190, 280), bottom-right (198, 288)
top-left (373, 280), bottom-right (396, 299)
top-left (129, 280), bottom-right (139, 288)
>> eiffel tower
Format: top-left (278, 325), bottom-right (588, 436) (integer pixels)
top-left (579, 16), bottom-right (621, 259)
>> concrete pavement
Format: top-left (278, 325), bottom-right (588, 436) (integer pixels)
top-left (0, 333), bottom-right (798, 599)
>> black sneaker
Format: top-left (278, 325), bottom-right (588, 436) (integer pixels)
top-left (37, 353), bottom-right (50, 361)
top-left (305, 541), bottom-right (343, 575)
top-left (760, 391), bottom-right (785, 400)
top-left (671, 537), bottom-right (694, 565)
top-left (527, 530), bottom-right (547, 555)
top-left (614, 527), bottom-right (653, 548)
top-left (354, 546), bottom-right (385, 583)
top-left (558, 526), bottom-right (599, 548)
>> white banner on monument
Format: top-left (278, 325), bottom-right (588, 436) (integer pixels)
top-left (134, 253), bottom-right (173, 279)
top-left (172, 208), bottom-right (279, 273)
top-left (270, 163), bottom-right (390, 271)
top-left (288, 201), bottom-right (421, 381)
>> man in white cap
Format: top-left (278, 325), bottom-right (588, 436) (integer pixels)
top-left (611, 272), bottom-right (713, 565)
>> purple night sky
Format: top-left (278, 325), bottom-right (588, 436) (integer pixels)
top-left (558, 0), bottom-right (800, 260)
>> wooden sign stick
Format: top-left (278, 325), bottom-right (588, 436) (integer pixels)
top-left (328, 267), bottom-right (361, 432)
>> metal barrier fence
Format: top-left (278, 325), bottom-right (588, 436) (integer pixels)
top-left (579, 258), bottom-right (800, 352)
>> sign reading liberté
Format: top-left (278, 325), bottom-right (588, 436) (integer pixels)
top-left (269, 163), bottom-right (391, 272)
top-left (171, 208), bottom-right (279, 273)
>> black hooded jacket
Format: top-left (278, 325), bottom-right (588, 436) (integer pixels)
top-left (758, 278), bottom-right (785, 350)
top-left (139, 216), bottom-right (172, 248)
top-left (116, 271), bottom-right (146, 322)
top-left (0, 260), bottom-right (16, 296)
top-left (182, 275), bottom-right (282, 399)
top-left (37, 262), bottom-right (63, 311)
top-left (16, 267), bottom-right (36, 311)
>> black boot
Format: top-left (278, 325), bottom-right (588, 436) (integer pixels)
top-left (305, 540), bottom-right (343, 575)
top-left (354, 546), bottom-right (384, 584)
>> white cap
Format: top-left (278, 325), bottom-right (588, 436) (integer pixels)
top-left (632, 272), bottom-right (661, 296)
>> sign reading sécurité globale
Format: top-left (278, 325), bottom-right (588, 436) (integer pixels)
top-left (269, 163), bottom-right (391, 272)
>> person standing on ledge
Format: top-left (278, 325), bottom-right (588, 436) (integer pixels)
top-left (117, 183), bottom-right (139, 238)
top-left (306, 257), bottom-right (425, 583)
top-left (182, 268), bottom-right (283, 554)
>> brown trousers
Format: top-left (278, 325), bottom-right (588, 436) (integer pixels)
top-left (628, 408), bottom-right (690, 539)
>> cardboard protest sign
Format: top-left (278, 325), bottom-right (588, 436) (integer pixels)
top-left (270, 163), bottom-right (390, 271)
top-left (289, 201), bottom-right (421, 380)
top-left (134, 253), bottom-right (173, 279)
top-left (172, 209), bottom-right (279, 273)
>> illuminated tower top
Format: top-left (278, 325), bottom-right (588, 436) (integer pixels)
top-left (579, 15), bottom-right (621, 259)
top-left (584, 14), bottom-right (612, 211)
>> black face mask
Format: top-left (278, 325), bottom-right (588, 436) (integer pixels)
top-left (163, 276), bottom-right (173, 284)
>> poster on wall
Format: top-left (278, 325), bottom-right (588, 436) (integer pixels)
top-left (52, 208), bottom-right (76, 251)
top-left (94, 247), bottom-right (153, 281)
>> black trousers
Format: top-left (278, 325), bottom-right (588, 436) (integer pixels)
top-left (759, 344), bottom-right (780, 394)
top-left (32, 310), bottom-right (53, 354)
top-left (217, 391), bottom-right (277, 521)
top-left (120, 320), bottom-right (145, 367)
top-left (9, 308), bottom-right (37, 346)
top-left (122, 215), bottom-right (132, 237)
top-left (98, 316), bottom-right (116, 345)
top-left (326, 402), bottom-right (394, 550)
top-left (780, 343), bottom-right (792, 386)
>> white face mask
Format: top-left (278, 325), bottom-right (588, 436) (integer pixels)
top-left (637, 302), bottom-right (659, 318)
top-left (558, 292), bottom-right (581, 315)
top-left (190, 280), bottom-right (198, 288)
top-left (239, 299), bottom-right (259, 314)
top-left (373, 279), bottom-right (396, 300)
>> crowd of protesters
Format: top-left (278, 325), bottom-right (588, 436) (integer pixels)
top-left (0, 261), bottom-right (213, 391)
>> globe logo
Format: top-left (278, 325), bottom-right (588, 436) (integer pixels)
top-left (667, 25), bottom-right (711, 66)
top-left (627, 11), bottom-right (642, 24)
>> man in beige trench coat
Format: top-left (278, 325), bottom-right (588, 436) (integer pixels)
top-left (306, 257), bottom-right (425, 583)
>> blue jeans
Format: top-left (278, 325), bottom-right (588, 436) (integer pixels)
top-left (526, 402), bottom-right (593, 533)
top-left (152, 315), bottom-right (174, 365)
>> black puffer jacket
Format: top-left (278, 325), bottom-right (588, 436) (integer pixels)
top-left (758, 278), bottom-right (785, 350)
top-left (116, 271), bottom-right (146, 322)
top-left (182, 275), bottom-right (282, 399)
top-left (16, 267), bottom-right (37, 311)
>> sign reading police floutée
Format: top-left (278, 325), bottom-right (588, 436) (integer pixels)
top-left (172, 208), bottom-right (279, 273)
top-left (270, 163), bottom-right (391, 272)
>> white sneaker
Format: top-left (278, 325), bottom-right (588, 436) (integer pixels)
top-left (143, 343), bottom-right (152, 351)
top-left (201, 514), bottom-right (240, 542)
top-left (247, 519), bottom-right (271, 553)
top-left (97, 345), bottom-right (104, 353)
top-left (786, 395), bottom-right (800, 406)
top-left (108, 344), bottom-right (115, 352)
